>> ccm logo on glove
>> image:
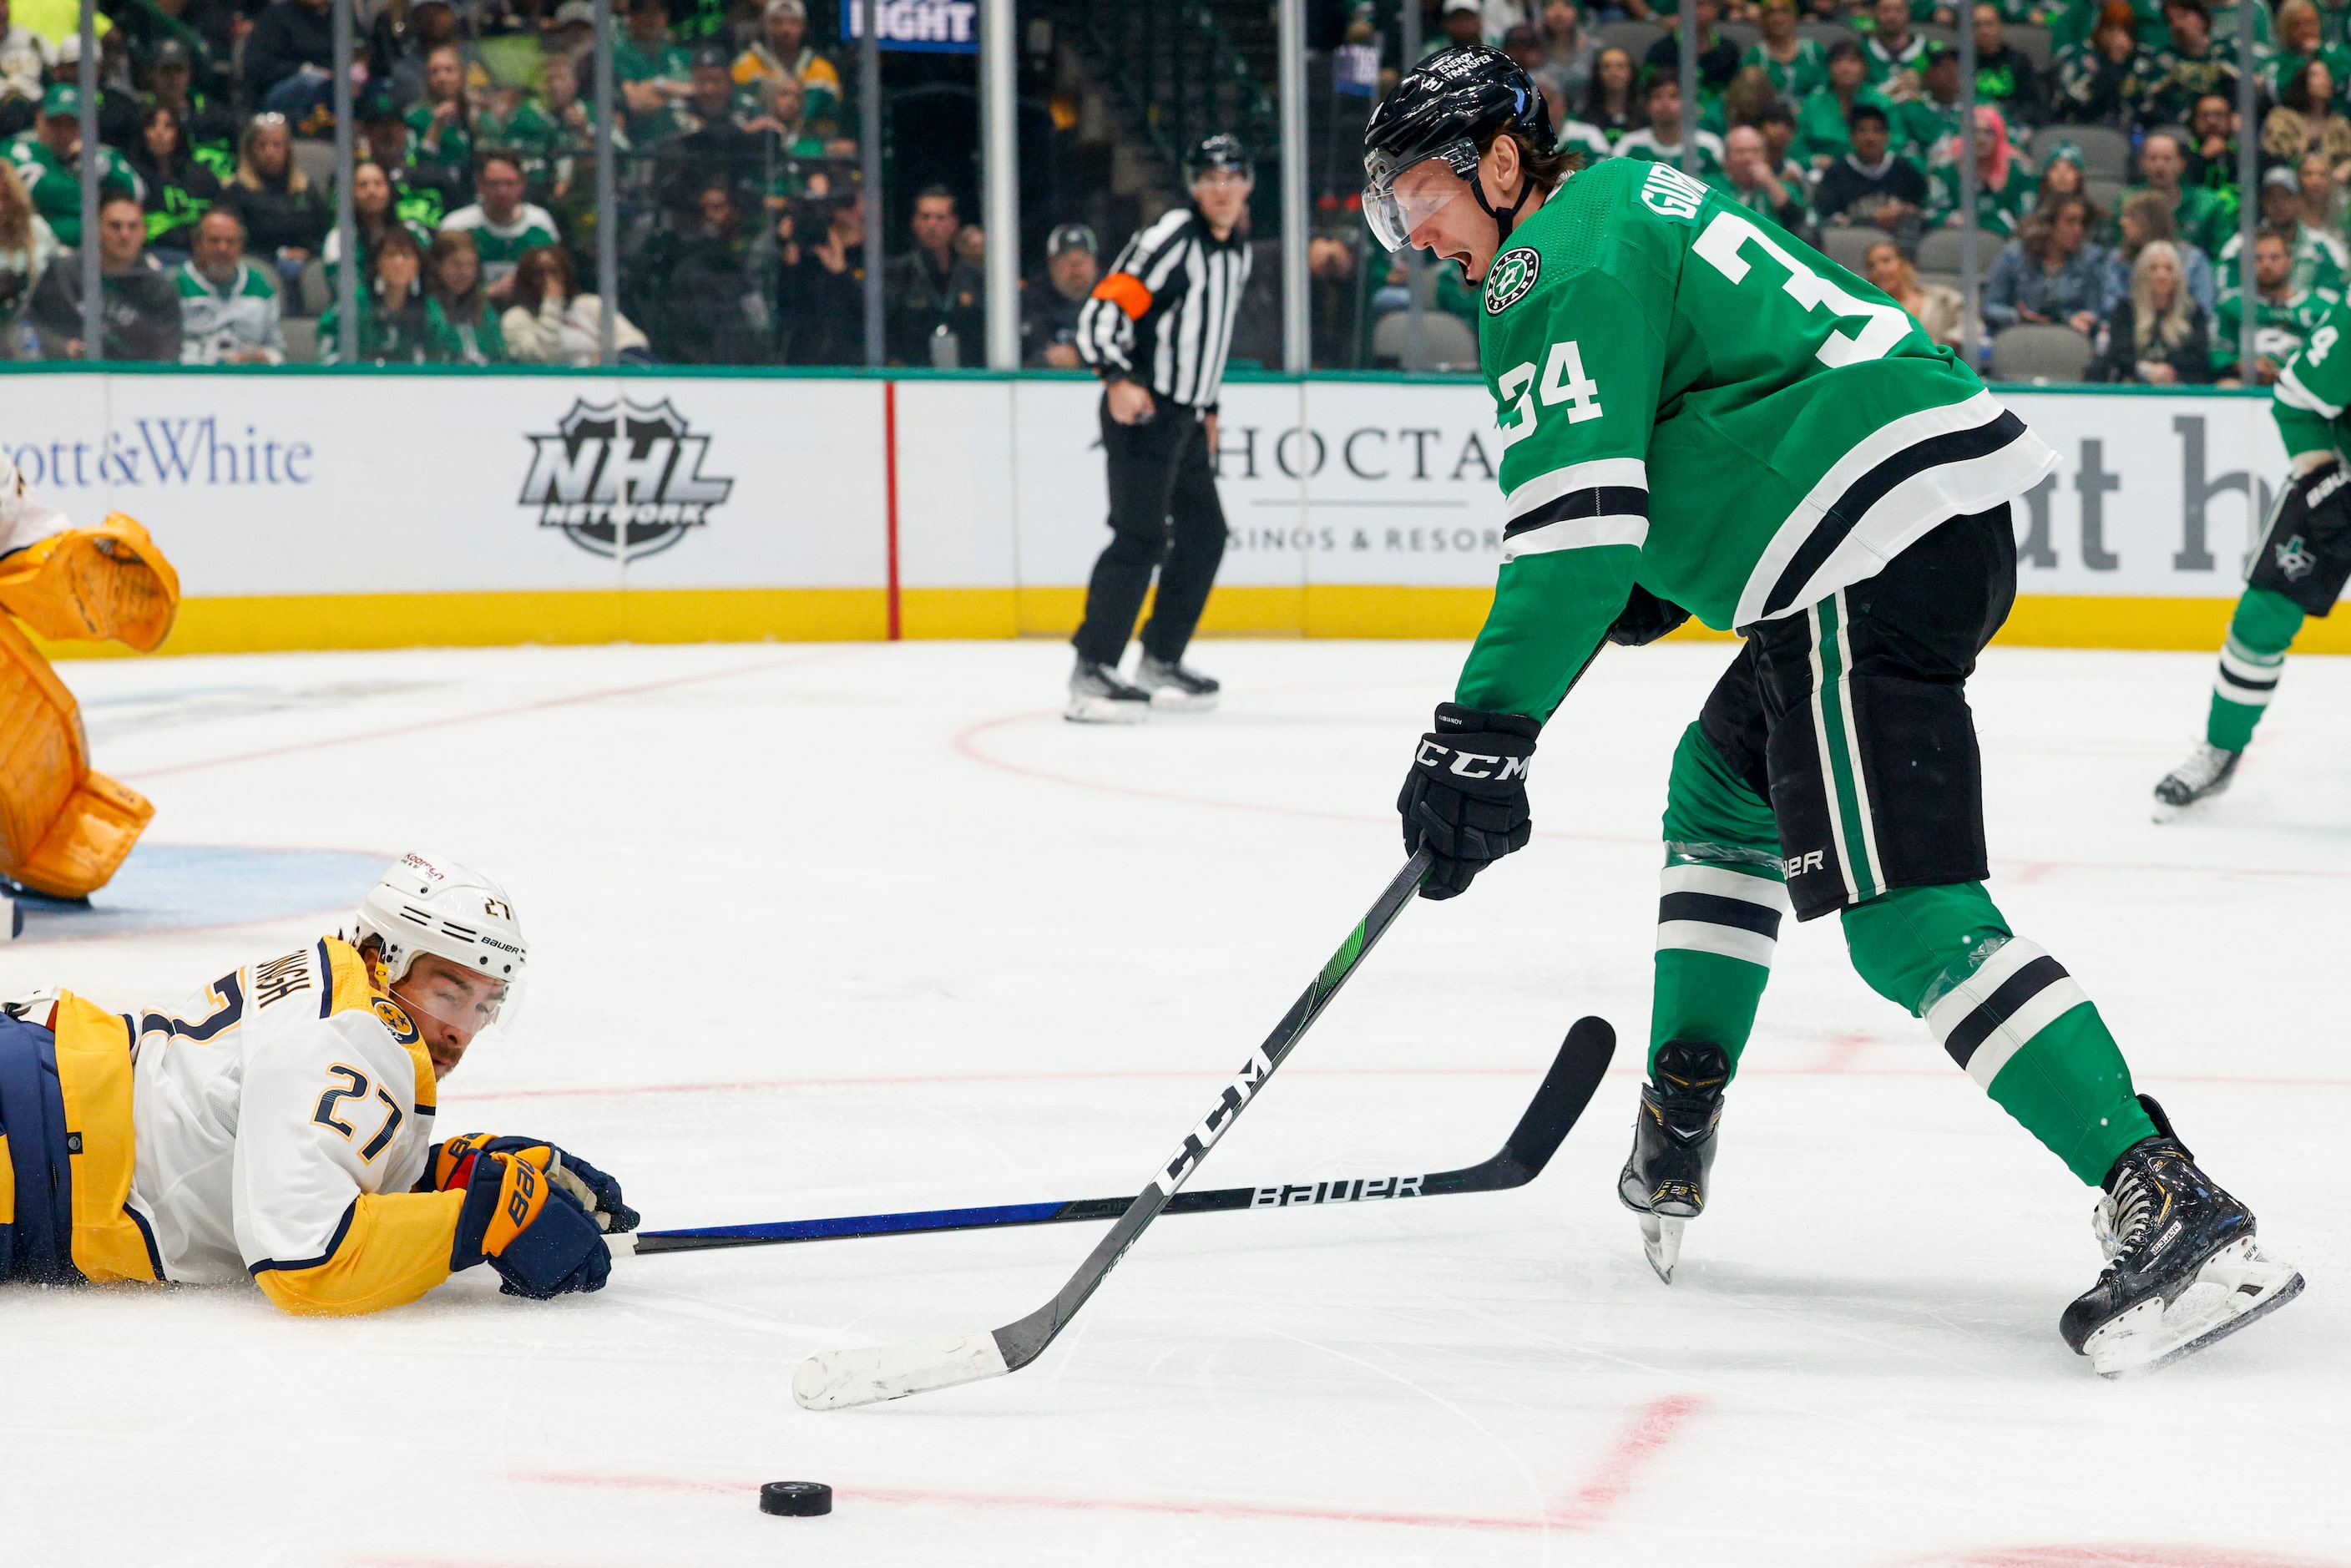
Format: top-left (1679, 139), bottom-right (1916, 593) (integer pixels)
top-left (1414, 739), bottom-right (1532, 781)
top-left (1399, 702), bottom-right (1541, 901)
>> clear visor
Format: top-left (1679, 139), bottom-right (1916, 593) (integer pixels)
top-left (388, 953), bottom-right (526, 1044)
top-left (1363, 142), bottom-right (1478, 251)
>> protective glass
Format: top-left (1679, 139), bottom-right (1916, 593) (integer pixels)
top-left (1362, 139), bottom-right (1480, 251)
top-left (388, 953), bottom-right (527, 1044)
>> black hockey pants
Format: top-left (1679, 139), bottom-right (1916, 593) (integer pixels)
top-left (1070, 394), bottom-right (1229, 669)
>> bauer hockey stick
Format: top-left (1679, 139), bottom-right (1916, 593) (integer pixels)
top-left (616, 1017), bottom-right (1612, 1256)
top-left (792, 849), bottom-right (1435, 1411)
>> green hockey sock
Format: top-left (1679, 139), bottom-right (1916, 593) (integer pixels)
top-left (1651, 723), bottom-right (1787, 1080)
top-left (2207, 586), bottom-right (2303, 752)
top-left (1842, 883), bottom-right (2157, 1186)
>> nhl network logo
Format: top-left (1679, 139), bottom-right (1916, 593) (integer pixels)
top-left (519, 398), bottom-right (734, 561)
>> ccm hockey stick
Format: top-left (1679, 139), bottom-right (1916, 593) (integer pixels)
top-left (615, 1016), bottom-right (1613, 1257)
top-left (792, 851), bottom-right (1435, 1411)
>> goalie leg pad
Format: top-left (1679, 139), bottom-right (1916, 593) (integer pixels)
top-left (0, 616), bottom-right (154, 899)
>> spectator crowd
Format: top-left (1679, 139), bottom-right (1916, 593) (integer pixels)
top-left (0, 0), bottom-right (1023, 367)
top-left (7, 0), bottom-right (2349, 381)
top-left (1369, 0), bottom-right (2351, 382)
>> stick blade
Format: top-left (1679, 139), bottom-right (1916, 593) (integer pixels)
top-left (1503, 1015), bottom-right (1615, 1173)
top-left (792, 1332), bottom-right (1009, 1411)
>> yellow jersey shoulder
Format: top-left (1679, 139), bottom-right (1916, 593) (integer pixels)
top-left (252, 937), bottom-right (436, 1111)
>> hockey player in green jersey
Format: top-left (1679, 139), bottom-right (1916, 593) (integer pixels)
top-left (1363, 46), bottom-right (2302, 1378)
top-left (2156, 280), bottom-right (2351, 814)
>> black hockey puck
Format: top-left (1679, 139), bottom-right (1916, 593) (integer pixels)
top-left (759, 1481), bottom-right (832, 1517)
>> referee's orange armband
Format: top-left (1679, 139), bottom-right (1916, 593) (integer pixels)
top-left (1091, 272), bottom-right (1153, 320)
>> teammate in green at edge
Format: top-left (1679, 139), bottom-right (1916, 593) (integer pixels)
top-left (1362, 44), bottom-right (2302, 1378)
top-left (2156, 288), bottom-right (2351, 817)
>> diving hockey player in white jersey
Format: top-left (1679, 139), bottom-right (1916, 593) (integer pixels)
top-left (0, 852), bottom-right (635, 1314)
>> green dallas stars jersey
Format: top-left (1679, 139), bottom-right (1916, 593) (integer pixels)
top-left (1457, 156), bottom-right (2055, 720)
top-left (2271, 291), bottom-right (2351, 458)
top-left (3, 131), bottom-right (141, 246)
top-left (2212, 282), bottom-right (2338, 377)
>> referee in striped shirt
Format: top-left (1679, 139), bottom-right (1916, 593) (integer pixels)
top-left (1066, 134), bottom-right (1255, 723)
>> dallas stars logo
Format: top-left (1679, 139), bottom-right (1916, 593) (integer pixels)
top-left (1484, 247), bottom-right (1541, 316)
top-left (2276, 534), bottom-right (2319, 582)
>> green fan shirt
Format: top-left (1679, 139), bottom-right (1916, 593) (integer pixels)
top-left (1454, 157), bottom-right (2056, 721)
top-left (2213, 283), bottom-right (2338, 377)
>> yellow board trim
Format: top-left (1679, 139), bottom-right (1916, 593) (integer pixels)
top-left (0, 1130), bottom-right (13, 1227)
top-left (50, 993), bottom-right (160, 1283)
top-left (27, 586), bottom-right (2351, 656)
top-left (30, 589), bottom-right (890, 658)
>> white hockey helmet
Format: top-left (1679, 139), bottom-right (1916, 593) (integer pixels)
top-left (351, 852), bottom-right (528, 1025)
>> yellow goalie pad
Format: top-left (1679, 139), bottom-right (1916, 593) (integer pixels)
top-left (0, 512), bottom-right (181, 652)
top-left (0, 614), bottom-right (154, 898)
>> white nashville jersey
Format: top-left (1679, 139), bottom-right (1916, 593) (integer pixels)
top-left (128, 938), bottom-right (439, 1284)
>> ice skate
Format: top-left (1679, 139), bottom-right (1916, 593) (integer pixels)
top-left (1135, 652), bottom-right (1220, 711)
top-left (2060, 1096), bottom-right (2303, 1378)
top-left (1065, 659), bottom-right (1152, 724)
top-left (1618, 1040), bottom-right (1729, 1284)
top-left (2152, 741), bottom-right (2241, 820)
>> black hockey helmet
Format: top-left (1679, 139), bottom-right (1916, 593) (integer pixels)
top-left (1186, 132), bottom-right (1254, 185)
top-left (1362, 45), bottom-right (1556, 250)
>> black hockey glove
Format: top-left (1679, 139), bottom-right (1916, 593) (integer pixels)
top-left (2247, 455), bottom-right (2351, 616)
top-left (1605, 584), bottom-right (1691, 647)
top-left (1399, 702), bottom-right (1540, 900)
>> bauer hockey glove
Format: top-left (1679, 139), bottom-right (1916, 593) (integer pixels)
top-left (429, 1133), bottom-right (640, 1234)
top-left (449, 1148), bottom-right (613, 1299)
top-left (1399, 702), bottom-right (1540, 900)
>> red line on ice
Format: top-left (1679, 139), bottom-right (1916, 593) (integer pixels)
top-left (513, 1397), bottom-right (1706, 1538)
top-left (122, 649), bottom-right (846, 782)
top-left (442, 1065), bottom-right (2351, 1104)
top-left (950, 709), bottom-right (2351, 883)
top-left (512, 1466), bottom-right (1558, 1534)
top-left (1549, 1392), bottom-right (1708, 1530)
top-left (1885, 1546), bottom-right (2345, 1567)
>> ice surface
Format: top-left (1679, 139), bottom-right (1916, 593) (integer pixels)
top-left (7, 637), bottom-right (2345, 1567)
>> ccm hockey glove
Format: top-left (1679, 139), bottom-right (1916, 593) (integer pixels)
top-left (1399, 702), bottom-right (1540, 899)
top-left (449, 1147), bottom-right (612, 1298)
top-left (429, 1133), bottom-right (640, 1234)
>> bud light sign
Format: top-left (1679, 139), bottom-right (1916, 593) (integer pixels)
top-left (840, 0), bottom-right (976, 53)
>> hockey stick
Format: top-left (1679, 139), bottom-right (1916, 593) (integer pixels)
top-left (791, 850), bottom-right (1435, 1411)
top-left (615, 1015), bottom-right (1613, 1257)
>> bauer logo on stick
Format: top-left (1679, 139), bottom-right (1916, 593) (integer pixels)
top-left (1484, 247), bottom-right (1541, 315)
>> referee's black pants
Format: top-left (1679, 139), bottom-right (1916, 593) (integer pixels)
top-left (1071, 395), bottom-right (1228, 669)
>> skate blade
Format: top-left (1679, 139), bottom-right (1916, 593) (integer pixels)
top-left (2088, 1239), bottom-right (2306, 1378)
top-left (1064, 695), bottom-right (1150, 725)
top-left (1145, 688), bottom-right (1217, 712)
top-left (1640, 1214), bottom-right (1684, 1285)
